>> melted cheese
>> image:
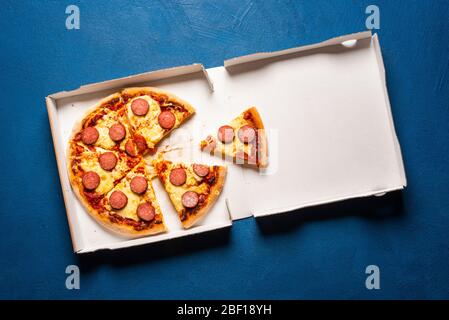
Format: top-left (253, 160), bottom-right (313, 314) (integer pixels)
top-left (203, 114), bottom-right (253, 159)
top-left (78, 146), bottom-right (132, 195)
top-left (79, 156), bottom-right (115, 196)
top-left (126, 95), bottom-right (185, 148)
top-left (92, 110), bottom-right (131, 151)
top-left (105, 164), bottom-right (161, 221)
top-left (229, 115), bottom-right (253, 155)
top-left (159, 163), bottom-right (209, 213)
top-left (106, 178), bottom-right (141, 220)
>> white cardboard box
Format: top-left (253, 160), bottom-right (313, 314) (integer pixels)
top-left (46, 31), bottom-right (406, 254)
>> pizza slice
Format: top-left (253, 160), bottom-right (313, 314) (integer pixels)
top-left (200, 106), bottom-right (268, 168)
top-left (153, 158), bottom-right (227, 228)
top-left (121, 87), bottom-right (195, 152)
top-left (99, 160), bottom-right (166, 237)
top-left (67, 142), bottom-right (141, 197)
top-left (72, 93), bottom-right (139, 155)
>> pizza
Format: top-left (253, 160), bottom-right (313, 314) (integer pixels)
top-left (153, 158), bottom-right (227, 228)
top-left (67, 87), bottom-right (195, 237)
top-left (200, 106), bottom-right (268, 168)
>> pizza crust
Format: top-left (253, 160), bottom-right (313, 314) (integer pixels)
top-left (68, 92), bottom-right (123, 146)
top-left (121, 87), bottom-right (196, 115)
top-left (245, 106), bottom-right (269, 168)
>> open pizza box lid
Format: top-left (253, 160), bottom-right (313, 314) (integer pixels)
top-left (46, 31), bottom-right (406, 254)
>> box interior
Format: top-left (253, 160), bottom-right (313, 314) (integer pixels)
top-left (47, 31), bottom-right (406, 253)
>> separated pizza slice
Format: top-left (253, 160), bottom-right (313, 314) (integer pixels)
top-left (200, 106), bottom-right (268, 168)
top-left (67, 142), bottom-right (141, 198)
top-left (153, 158), bottom-right (227, 228)
top-left (121, 87), bottom-right (195, 151)
top-left (99, 160), bottom-right (166, 237)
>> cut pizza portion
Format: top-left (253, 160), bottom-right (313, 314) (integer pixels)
top-left (72, 93), bottom-right (137, 155)
top-left (67, 142), bottom-right (141, 197)
top-left (66, 87), bottom-right (199, 237)
top-left (200, 106), bottom-right (268, 168)
top-left (121, 87), bottom-right (195, 152)
top-left (67, 144), bottom-right (164, 237)
top-left (153, 158), bottom-right (227, 228)
top-left (99, 161), bottom-right (166, 237)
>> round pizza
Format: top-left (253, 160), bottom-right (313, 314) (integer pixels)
top-left (67, 87), bottom-right (195, 237)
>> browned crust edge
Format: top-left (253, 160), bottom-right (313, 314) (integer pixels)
top-left (121, 87), bottom-right (196, 116)
top-left (181, 166), bottom-right (227, 228)
top-left (244, 106), bottom-right (269, 168)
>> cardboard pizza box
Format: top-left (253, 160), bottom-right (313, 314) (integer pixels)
top-left (46, 31), bottom-right (406, 253)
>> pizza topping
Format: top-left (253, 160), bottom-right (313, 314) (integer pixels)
top-left (125, 139), bottom-right (138, 157)
top-left (81, 127), bottom-right (99, 145)
top-left (182, 191), bottom-right (199, 208)
top-left (82, 171), bottom-right (100, 190)
top-left (169, 167), bottom-right (187, 186)
top-left (201, 135), bottom-right (217, 152)
top-left (137, 202), bottom-right (155, 222)
top-left (98, 152), bottom-right (117, 171)
top-left (193, 164), bottom-right (210, 177)
top-left (131, 98), bottom-right (149, 116)
top-left (83, 190), bottom-right (104, 211)
top-left (109, 190), bottom-right (128, 210)
top-left (198, 194), bottom-right (206, 204)
top-left (133, 134), bottom-right (148, 153)
top-left (109, 123), bottom-right (126, 141)
top-left (236, 150), bottom-right (257, 164)
top-left (218, 125), bottom-right (234, 144)
top-left (238, 125), bottom-right (256, 143)
top-left (158, 110), bottom-right (176, 130)
top-left (130, 176), bottom-right (148, 194)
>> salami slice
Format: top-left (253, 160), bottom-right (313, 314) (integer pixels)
top-left (82, 171), bottom-right (100, 190)
top-left (217, 125), bottom-right (234, 144)
top-left (201, 135), bottom-right (217, 152)
top-left (169, 168), bottom-right (186, 186)
top-left (133, 134), bottom-right (148, 153)
top-left (98, 152), bottom-right (117, 171)
top-left (193, 164), bottom-right (210, 177)
top-left (130, 176), bottom-right (148, 194)
top-left (182, 191), bottom-right (199, 208)
top-left (137, 203), bottom-right (156, 222)
top-left (125, 140), bottom-right (138, 157)
top-left (81, 127), bottom-right (99, 145)
top-left (131, 98), bottom-right (149, 116)
top-left (237, 125), bottom-right (256, 143)
top-left (158, 111), bottom-right (176, 129)
top-left (109, 123), bottom-right (126, 141)
top-left (236, 151), bottom-right (257, 164)
top-left (109, 190), bottom-right (128, 210)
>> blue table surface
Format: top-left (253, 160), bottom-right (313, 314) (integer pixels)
top-left (0, 0), bottom-right (448, 299)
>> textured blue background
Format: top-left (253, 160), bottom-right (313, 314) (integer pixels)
top-left (0, 0), bottom-right (448, 299)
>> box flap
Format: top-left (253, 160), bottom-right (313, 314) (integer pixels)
top-left (224, 31), bottom-right (372, 67)
top-left (48, 63), bottom-right (213, 99)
